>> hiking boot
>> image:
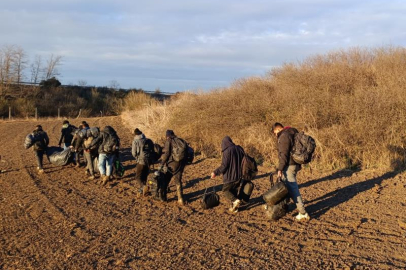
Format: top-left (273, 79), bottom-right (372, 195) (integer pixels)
top-left (38, 169), bottom-right (44, 174)
top-left (101, 175), bottom-right (109, 186)
top-left (85, 170), bottom-right (90, 176)
top-left (176, 185), bottom-right (184, 205)
top-left (88, 175), bottom-right (95, 181)
top-left (228, 199), bottom-right (241, 214)
top-left (142, 185), bottom-right (150, 196)
top-left (295, 212), bottom-right (310, 221)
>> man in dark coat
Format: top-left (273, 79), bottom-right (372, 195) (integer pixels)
top-left (211, 136), bottom-right (245, 214)
top-left (58, 120), bottom-right (75, 150)
top-left (272, 122), bottom-right (310, 221)
top-left (32, 125), bottom-right (49, 174)
top-left (159, 130), bottom-right (186, 205)
top-left (132, 128), bottom-right (153, 196)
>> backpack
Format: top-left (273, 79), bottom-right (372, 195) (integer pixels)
top-left (138, 138), bottom-right (154, 164)
top-left (102, 132), bottom-right (119, 154)
top-left (291, 131), bottom-right (316, 164)
top-left (186, 145), bottom-right (194, 165)
top-left (240, 148), bottom-right (258, 181)
top-left (171, 137), bottom-right (188, 162)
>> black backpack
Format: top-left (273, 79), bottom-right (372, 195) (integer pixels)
top-left (141, 138), bottom-right (155, 164)
top-left (291, 132), bottom-right (316, 164)
top-left (102, 132), bottom-right (119, 154)
top-left (171, 137), bottom-right (188, 162)
top-left (239, 147), bottom-right (258, 181)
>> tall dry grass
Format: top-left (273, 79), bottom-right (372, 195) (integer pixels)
top-left (122, 46), bottom-right (406, 171)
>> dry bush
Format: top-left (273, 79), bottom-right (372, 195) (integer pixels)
top-left (122, 46), bottom-right (406, 171)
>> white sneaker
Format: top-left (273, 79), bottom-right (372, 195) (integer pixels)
top-left (295, 212), bottom-right (310, 221)
top-left (228, 199), bottom-right (241, 214)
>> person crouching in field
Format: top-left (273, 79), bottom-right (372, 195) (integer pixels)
top-left (272, 122), bottom-right (310, 221)
top-left (131, 128), bottom-right (153, 196)
top-left (87, 126), bottom-right (120, 186)
top-left (211, 136), bottom-right (244, 214)
top-left (32, 125), bottom-right (49, 174)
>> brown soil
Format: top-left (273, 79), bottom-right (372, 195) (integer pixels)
top-left (1, 117), bottom-right (405, 269)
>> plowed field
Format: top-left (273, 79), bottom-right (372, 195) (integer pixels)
top-left (1, 117), bottom-right (405, 269)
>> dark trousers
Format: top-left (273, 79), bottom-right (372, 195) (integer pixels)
top-left (222, 179), bottom-right (241, 202)
top-left (35, 150), bottom-right (45, 169)
top-left (135, 163), bottom-right (150, 188)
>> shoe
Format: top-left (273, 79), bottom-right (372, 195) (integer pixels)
top-left (85, 170), bottom-right (90, 176)
top-left (228, 199), bottom-right (241, 214)
top-left (142, 185), bottom-right (150, 196)
top-left (38, 169), bottom-right (44, 174)
top-left (295, 212), bottom-right (310, 221)
top-left (100, 175), bottom-right (108, 185)
top-left (176, 185), bottom-right (184, 205)
top-left (88, 176), bottom-right (95, 180)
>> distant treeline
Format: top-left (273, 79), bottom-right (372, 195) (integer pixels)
top-left (0, 78), bottom-right (169, 118)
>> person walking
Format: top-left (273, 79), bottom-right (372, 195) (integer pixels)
top-left (271, 122), bottom-right (310, 221)
top-left (32, 125), bottom-right (49, 174)
top-left (87, 126), bottom-right (120, 186)
top-left (211, 136), bottom-right (245, 214)
top-left (159, 130), bottom-right (187, 205)
top-left (131, 128), bottom-right (154, 196)
top-left (75, 126), bottom-right (100, 181)
top-left (58, 120), bottom-right (75, 150)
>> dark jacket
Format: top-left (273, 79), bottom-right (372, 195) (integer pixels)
top-left (132, 134), bottom-right (149, 165)
top-left (277, 127), bottom-right (299, 171)
top-left (58, 125), bottom-right (75, 145)
top-left (89, 126), bottom-right (120, 155)
top-left (161, 135), bottom-right (184, 173)
top-left (214, 136), bottom-right (244, 184)
top-left (33, 130), bottom-right (49, 151)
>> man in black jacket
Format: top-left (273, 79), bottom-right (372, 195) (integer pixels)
top-left (58, 120), bottom-right (75, 150)
top-left (272, 122), bottom-right (310, 221)
top-left (32, 125), bottom-right (49, 174)
top-left (211, 136), bottom-right (244, 214)
top-left (159, 130), bottom-right (186, 205)
top-left (132, 128), bottom-right (153, 196)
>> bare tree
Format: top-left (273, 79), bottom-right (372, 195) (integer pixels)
top-left (0, 45), bottom-right (16, 86)
top-left (77, 79), bottom-right (87, 87)
top-left (44, 54), bottom-right (62, 80)
top-left (108, 79), bottom-right (120, 90)
top-left (30, 55), bottom-right (42, 84)
top-left (13, 46), bottom-right (27, 84)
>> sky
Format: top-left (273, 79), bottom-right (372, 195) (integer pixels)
top-left (1, 0), bottom-right (405, 92)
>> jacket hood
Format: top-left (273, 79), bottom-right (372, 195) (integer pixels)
top-left (221, 136), bottom-right (235, 152)
top-left (134, 134), bottom-right (145, 140)
top-left (103, 126), bottom-right (116, 135)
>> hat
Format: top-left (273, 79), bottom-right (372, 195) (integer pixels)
top-left (134, 128), bottom-right (142, 135)
top-left (271, 122), bottom-right (284, 133)
top-left (166, 130), bottom-right (174, 137)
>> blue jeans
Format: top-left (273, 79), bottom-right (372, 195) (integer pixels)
top-left (98, 153), bottom-right (114, 176)
top-left (283, 165), bottom-right (306, 214)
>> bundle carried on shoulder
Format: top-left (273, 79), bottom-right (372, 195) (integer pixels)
top-left (24, 133), bottom-right (36, 149)
top-left (47, 147), bottom-right (73, 166)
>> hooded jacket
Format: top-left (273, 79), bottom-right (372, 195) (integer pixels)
top-left (277, 127), bottom-right (299, 171)
top-left (214, 136), bottom-right (244, 184)
top-left (58, 124), bottom-right (76, 145)
top-left (161, 134), bottom-right (185, 173)
top-left (33, 130), bottom-right (49, 151)
top-left (132, 133), bottom-right (149, 165)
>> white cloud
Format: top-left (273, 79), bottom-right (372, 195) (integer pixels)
top-left (1, 0), bottom-right (405, 91)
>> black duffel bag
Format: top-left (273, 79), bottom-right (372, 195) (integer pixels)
top-left (48, 148), bottom-right (73, 166)
top-left (264, 197), bottom-right (289, 221)
top-left (201, 187), bottom-right (220, 209)
top-left (263, 174), bottom-right (289, 206)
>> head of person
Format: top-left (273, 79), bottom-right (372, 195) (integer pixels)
top-left (81, 121), bottom-right (87, 126)
top-left (83, 123), bottom-right (89, 129)
top-left (62, 120), bottom-right (69, 128)
top-left (35, 125), bottom-right (43, 132)
top-left (134, 128), bottom-right (142, 135)
top-left (271, 122), bottom-right (284, 136)
top-left (166, 129), bottom-right (175, 139)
